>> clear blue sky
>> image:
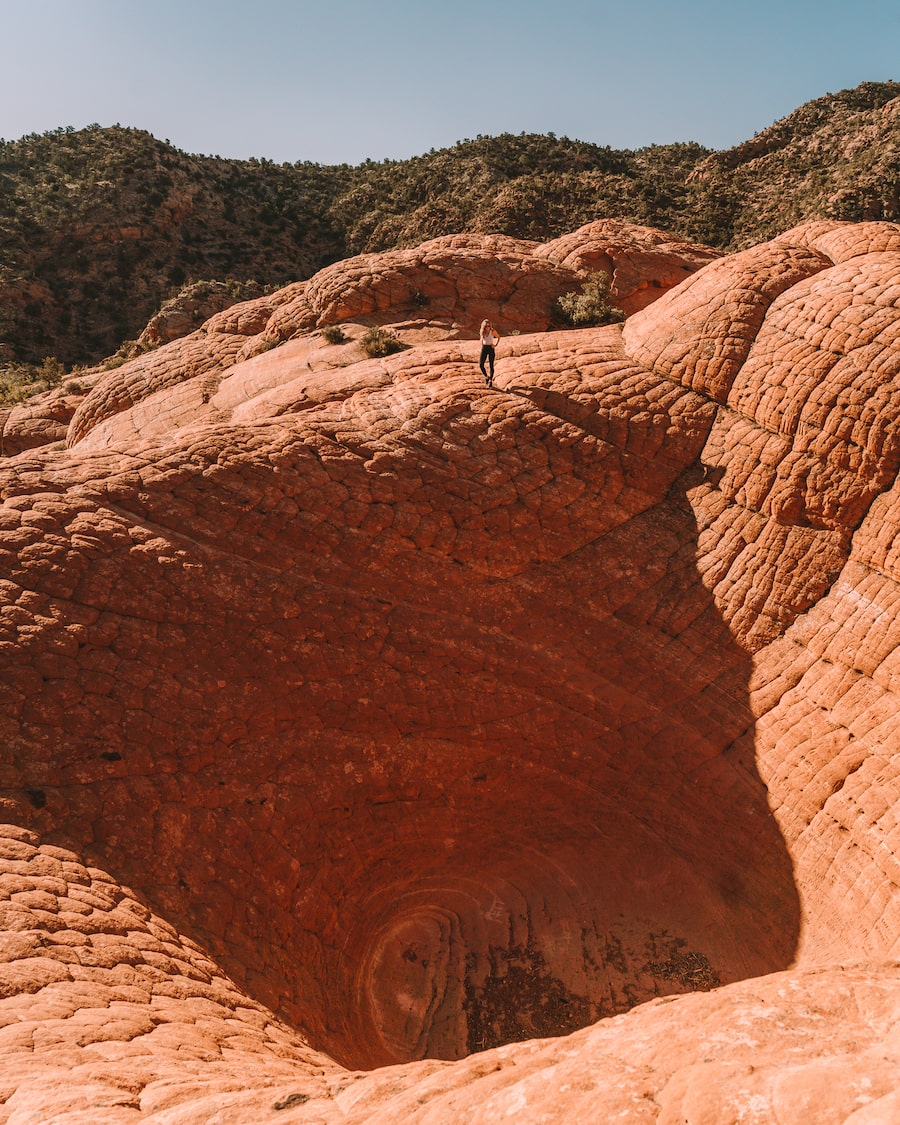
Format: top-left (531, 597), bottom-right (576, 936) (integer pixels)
top-left (1, 0), bottom-right (896, 164)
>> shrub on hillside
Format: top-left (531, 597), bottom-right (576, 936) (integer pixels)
top-left (360, 326), bottom-right (405, 358)
top-left (0, 356), bottom-right (67, 405)
top-left (557, 271), bottom-right (625, 327)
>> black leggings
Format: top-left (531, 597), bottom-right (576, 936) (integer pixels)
top-left (479, 344), bottom-right (495, 378)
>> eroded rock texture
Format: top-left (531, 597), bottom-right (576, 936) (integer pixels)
top-left (1, 220), bottom-right (716, 460)
top-left (0, 219), bottom-right (899, 1121)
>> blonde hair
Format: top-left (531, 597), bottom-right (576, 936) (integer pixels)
top-left (480, 319), bottom-right (492, 334)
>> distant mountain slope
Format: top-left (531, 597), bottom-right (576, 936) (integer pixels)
top-left (0, 80), bottom-right (897, 365)
top-left (0, 126), bottom-right (348, 364)
top-left (689, 81), bottom-right (900, 247)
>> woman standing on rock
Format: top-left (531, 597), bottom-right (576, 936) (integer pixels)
top-left (479, 319), bottom-right (500, 386)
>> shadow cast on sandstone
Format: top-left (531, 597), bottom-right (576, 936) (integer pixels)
top-left (0, 318), bottom-right (799, 1070)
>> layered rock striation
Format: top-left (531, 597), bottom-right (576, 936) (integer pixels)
top-left (0, 220), bottom-right (899, 1120)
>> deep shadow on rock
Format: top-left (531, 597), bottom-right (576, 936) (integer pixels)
top-left (0, 325), bottom-right (797, 1070)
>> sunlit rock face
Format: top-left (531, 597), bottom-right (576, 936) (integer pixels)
top-left (1, 220), bottom-right (900, 1121)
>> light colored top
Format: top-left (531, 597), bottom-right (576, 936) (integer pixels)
top-left (480, 328), bottom-right (499, 347)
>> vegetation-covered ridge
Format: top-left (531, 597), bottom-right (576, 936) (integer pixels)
top-left (0, 79), bottom-right (898, 366)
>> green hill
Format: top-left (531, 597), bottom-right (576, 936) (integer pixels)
top-left (0, 80), bottom-right (897, 367)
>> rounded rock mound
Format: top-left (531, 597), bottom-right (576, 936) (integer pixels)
top-left (0, 220), bottom-right (899, 1121)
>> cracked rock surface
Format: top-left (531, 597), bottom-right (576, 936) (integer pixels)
top-left (0, 220), bottom-right (899, 1121)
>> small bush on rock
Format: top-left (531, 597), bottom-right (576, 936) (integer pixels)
top-left (557, 271), bottom-right (625, 327)
top-left (361, 327), bottom-right (405, 358)
top-left (320, 324), bottom-right (346, 344)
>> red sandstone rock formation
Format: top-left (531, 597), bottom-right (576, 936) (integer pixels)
top-left (54, 223), bottom-right (715, 452)
top-left (1, 222), bottom-right (715, 459)
top-left (0, 382), bottom-right (93, 457)
top-left (538, 218), bottom-right (720, 314)
top-left (0, 219), bottom-right (899, 1121)
top-left (136, 280), bottom-right (266, 350)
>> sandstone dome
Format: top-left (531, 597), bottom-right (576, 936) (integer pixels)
top-left (0, 219), bottom-right (899, 1122)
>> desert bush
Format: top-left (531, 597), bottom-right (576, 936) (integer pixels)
top-left (100, 337), bottom-right (157, 370)
top-left (557, 271), bottom-right (625, 327)
top-left (320, 324), bottom-right (346, 344)
top-left (0, 356), bottom-right (66, 405)
top-left (360, 326), bottom-right (404, 358)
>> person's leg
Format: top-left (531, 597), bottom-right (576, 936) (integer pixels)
top-left (487, 346), bottom-right (495, 384)
top-left (480, 345), bottom-right (489, 378)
